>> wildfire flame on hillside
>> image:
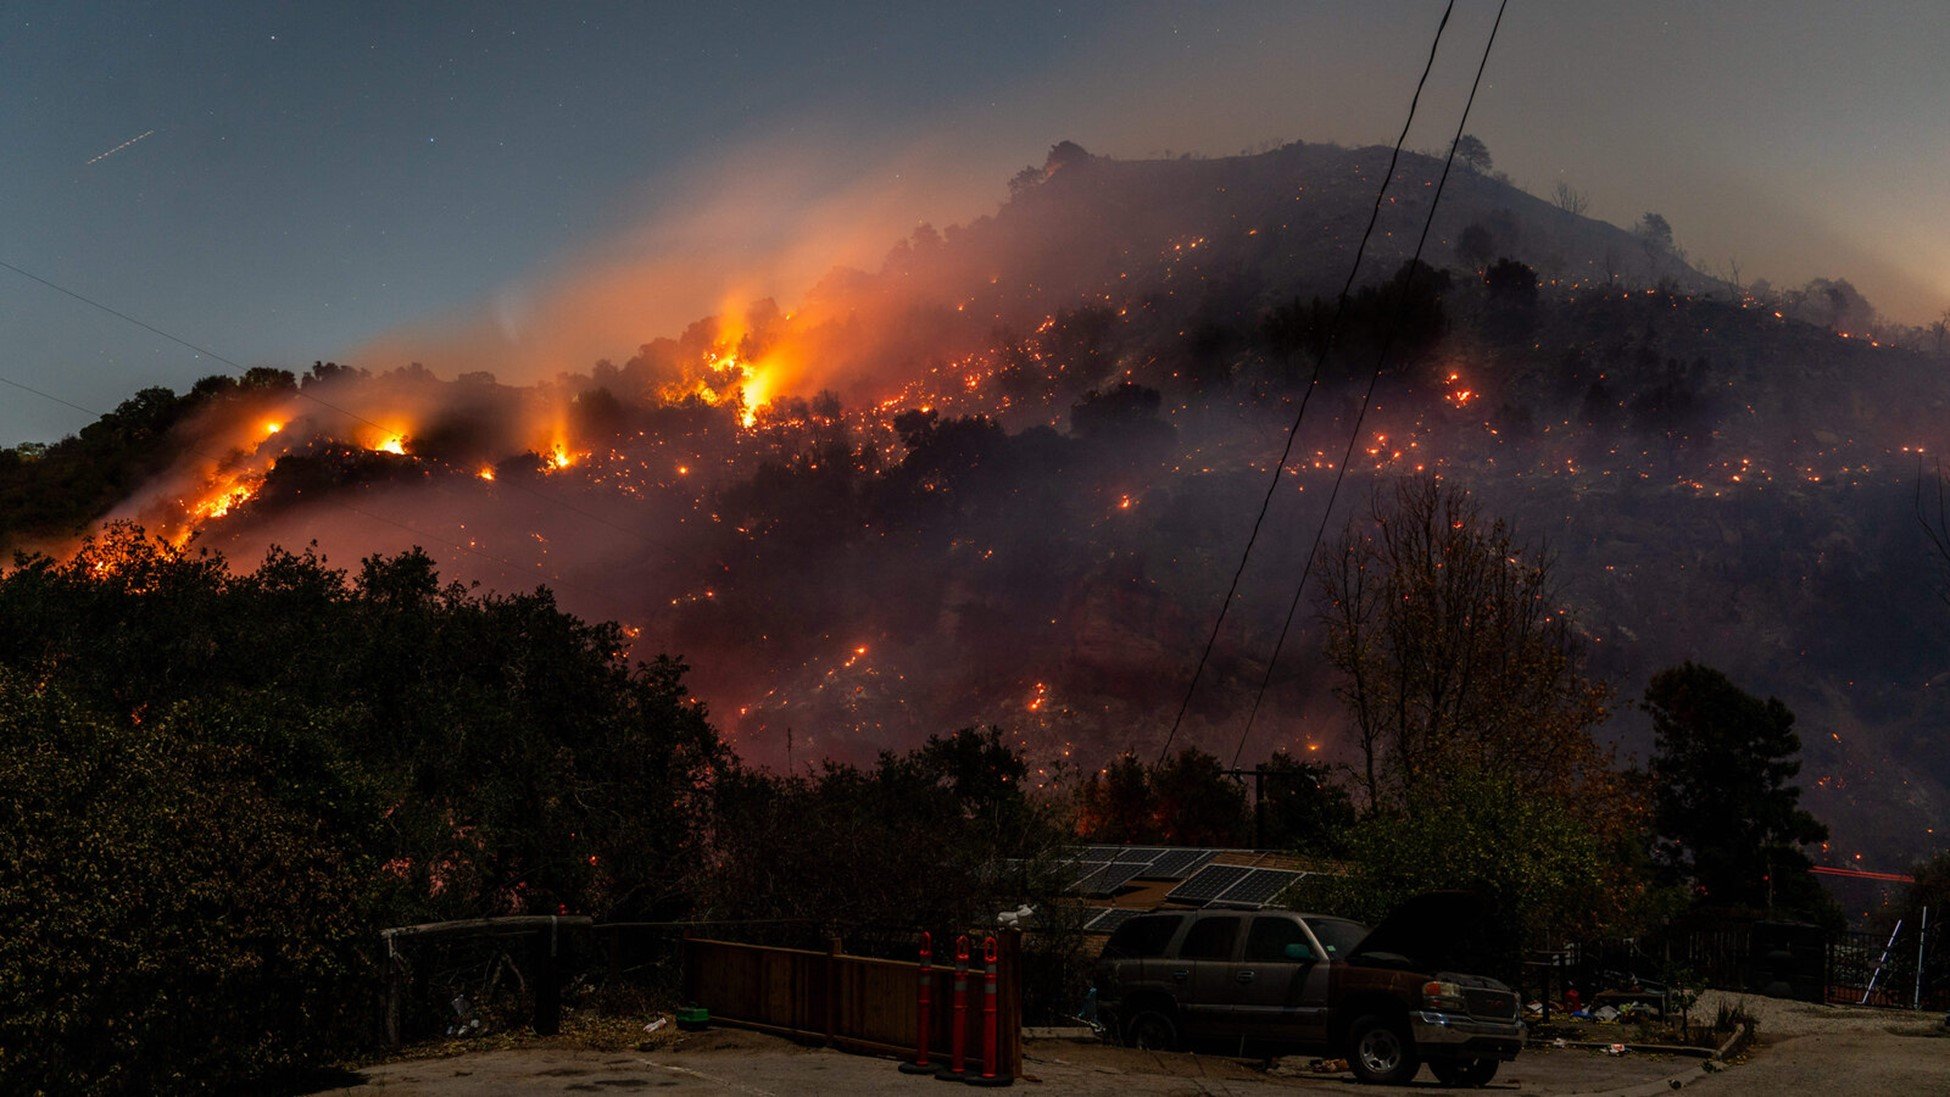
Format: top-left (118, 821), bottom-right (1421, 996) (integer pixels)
top-left (50, 141), bottom-right (1950, 876)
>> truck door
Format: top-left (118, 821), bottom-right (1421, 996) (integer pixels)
top-left (1174, 914), bottom-right (1244, 1036)
top-left (1234, 914), bottom-right (1330, 1046)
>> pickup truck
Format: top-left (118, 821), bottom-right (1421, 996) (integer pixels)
top-left (1091, 892), bottom-right (1524, 1086)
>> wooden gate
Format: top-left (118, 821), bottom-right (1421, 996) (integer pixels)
top-left (681, 932), bottom-right (1022, 1077)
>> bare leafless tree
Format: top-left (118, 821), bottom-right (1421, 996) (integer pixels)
top-left (1915, 460), bottom-right (1950, 607)
top-left (1317, 477), bottom-right (1613, 813)
top-left (1550, 181), bottom-right (1590, 217)
top-left (1720, 257), bottom-right (1744, 302)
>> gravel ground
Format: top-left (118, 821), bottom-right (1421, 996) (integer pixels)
top-left (330, 1029), bottom-right (1695, 1095)
top-left (1675, 990), bottom-right (1950, 1097)
top-left (325, 993), bottom-right (1949, 1096)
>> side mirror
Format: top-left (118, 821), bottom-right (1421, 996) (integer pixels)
top-left (1284, 942), bottom-right (1315, 962)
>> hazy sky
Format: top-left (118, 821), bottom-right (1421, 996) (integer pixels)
top-left (4, 1), bottom-right (1946, 444)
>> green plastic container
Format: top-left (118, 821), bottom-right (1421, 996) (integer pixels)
top-left (675, 1005), bottom-right (710, 1032)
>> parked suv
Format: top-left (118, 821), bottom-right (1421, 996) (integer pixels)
top-left (1092, 892), bottom-right (1523, 1086)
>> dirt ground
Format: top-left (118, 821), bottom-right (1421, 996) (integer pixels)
top-left (325, 993), bottom-right (1949, 1096)
top-left (1673, 990), bottom-right (1950, 1097)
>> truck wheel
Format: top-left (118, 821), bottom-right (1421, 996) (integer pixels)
top-left (1430, 1057), bottom-right (1498, 1087)
top-left (1348, 1014), bottom-right (1419, 1085)
top-left (1123, 1008), bottom-right (1179, 1051)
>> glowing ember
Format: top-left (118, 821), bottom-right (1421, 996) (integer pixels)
top-left (477, 466), bottom-right (496, 481)
top-left (1027, 681), bottom-right (1049, 712)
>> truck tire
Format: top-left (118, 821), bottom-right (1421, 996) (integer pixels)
top-left (1348, 1014), bottom-right (1419, 1085)
top-left (1430, 1057), bottom-right (1498, 1087)
top-left (1122, 1007), bottom-right (1179, 1051)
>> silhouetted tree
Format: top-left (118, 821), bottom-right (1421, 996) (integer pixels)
top-left (0, 528), bottom-right (731, 1087)
top-left (1257, 752), bottom-right (1356, 855)
top-left (702, 727), bottom-right (1064, 929)
top-left (1076, 748), bottom-right (1248, 847)
top-left (1456, 134), bottom-right (1492, 173)
top-left (1185, 320), bottom-right (1241, 388)
top-left (1070, 382), bottom-right (1172, 450)
top-left (1550, 181), bottom-right (1590, 216)
top-left (1643, 663), bottom-right (1833, 919)
top-left (1456, 223), bottom-right (1495, 272)
top-left (1637, 212), bottom-right (1675, 271)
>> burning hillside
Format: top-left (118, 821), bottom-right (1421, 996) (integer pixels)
top-left (7, 141), bottom-right (1950, 869)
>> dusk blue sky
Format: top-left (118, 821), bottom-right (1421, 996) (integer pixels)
top-left (5, 1), bottom-right (1946, 444)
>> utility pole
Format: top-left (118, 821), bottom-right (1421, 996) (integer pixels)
top-left (1916, 906), bottom-right (1930, 1011)
top-left (1221, 760), bottom-right (1341, 850)
top-left (1253, 766), bottom-right (1265, 849)
top-left (1220, 764), bottom-right (1272, 849)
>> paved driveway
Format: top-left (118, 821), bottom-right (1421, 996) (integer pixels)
top-left (334, 1029), bottom-right (1701, 1096)
top-left (330, 992), bottom-right (1950, 1096)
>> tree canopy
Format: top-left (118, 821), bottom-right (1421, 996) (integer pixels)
top-left (1644, 663), bottom-right (1833, 920)
top-left (0, 526), bottom-right (729, 1090)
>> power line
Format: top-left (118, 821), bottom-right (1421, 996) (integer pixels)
top-left (0, 374), bottom-right (106, 421)
top-left (1231, 0), bottom-right (1510, 769)
top-left (1157, 0), bottom-right (1459, 763)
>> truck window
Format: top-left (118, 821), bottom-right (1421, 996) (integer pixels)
top-left (1178, 915), bottom-right (1241, 961)
top-left (1303, 917), bottom-right (1369, 958)
top-left (1245, 915), bottom-right (1312, 962)
top-left (1103, 914), bottom-right (1184, 959)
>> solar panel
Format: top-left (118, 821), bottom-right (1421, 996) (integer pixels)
top-left (1166, 864), bottom-right (1253, 904)
top-left (1144, 848), bottom-right (1217, 880)
top-left (1112, 846), bottom-right (1168, 864)
top-left (1212, 868), bottom-right (1304, 907)
top-left (1084, 908), bottom-right (1145, 934)
top-left (1072, 861), bottom-right (1146, 897)
top-left (1069, 845), bottom-right (1115, 863)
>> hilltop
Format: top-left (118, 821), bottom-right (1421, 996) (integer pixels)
top-left (2, 141), bottom-right (1946, 874)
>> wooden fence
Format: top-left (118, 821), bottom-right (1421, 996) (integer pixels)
top-left (682, 931), bottom-right (1023, 1078)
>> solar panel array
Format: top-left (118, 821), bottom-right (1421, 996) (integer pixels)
top-left (1167, 865), bottom-right (1305, 908)
top-left (1165, 864), bottom-right (1254, 903)
top-left (1208, 868), bottom-right (1304, 907)
top-left (1082, 907), bottom-right (1145, 934)
top-left (1072, 861), bottom-right (1147, 898)
top-left (1060, 845), bottom-right (1303, 905)
top-left (1060, 845), bottom-right (1222, 886)
top-left (1146, 848), bottom-right (1219, 879)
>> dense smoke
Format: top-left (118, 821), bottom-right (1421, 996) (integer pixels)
top-left (64, 141), bottom-right (1950, 869)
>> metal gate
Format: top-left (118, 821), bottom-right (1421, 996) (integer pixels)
top-left (1826, 911), bottom-right (1946, 1010)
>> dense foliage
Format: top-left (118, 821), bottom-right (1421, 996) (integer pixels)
top-left (701, 727), bottom-right (1066, 930)
top-left (0, 527), bottom-right (726, 1091)
top-left (1311, 766), bottom-right (1622, 968)
top-left (1073, 747), bottom-right (1353, 854)
top-left (0, 672), bottom-right (373, 1093)
top-left (1644, 663), bottom-right (1834, 921)
top-left (1308, 478), bottom-right (1653, 957)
